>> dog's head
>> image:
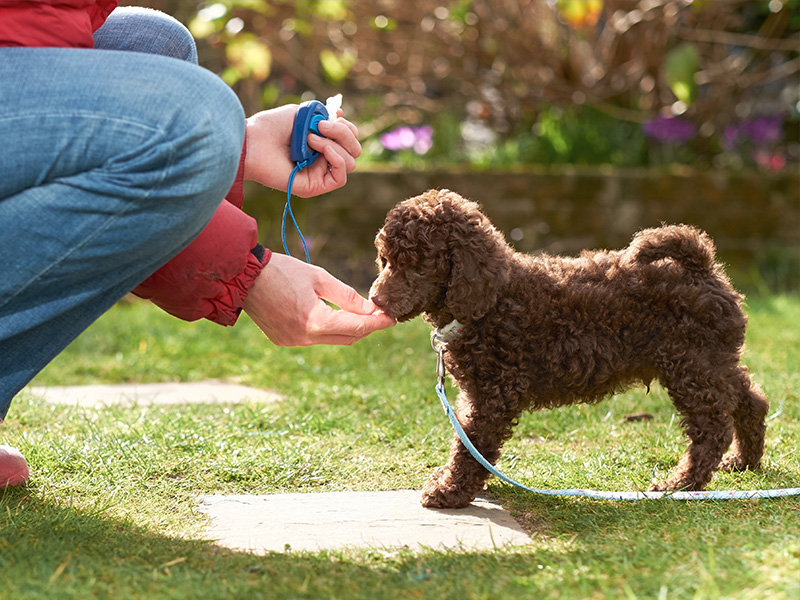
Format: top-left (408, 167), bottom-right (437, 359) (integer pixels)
top-left (369, 189), bottom-right (512, 325)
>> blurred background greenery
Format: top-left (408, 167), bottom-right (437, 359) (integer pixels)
top-left (126, 0), bottom-right (799, 171)
top-left (123, 0), bottom-right (799, 293)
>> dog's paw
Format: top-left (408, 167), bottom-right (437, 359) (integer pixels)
top-left (717, 451), bottom-right (747, 472)
top-left (647, 480), bottom-right (671, 492)
top-left (420, 468), bottom-right (475, 509)
top-left (647, 476), bottom-right (703, 493)
top-left (420, 484), bottom-right (474, 509)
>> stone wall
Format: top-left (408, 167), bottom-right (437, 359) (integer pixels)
top-left (243, 167), bottom-right (800, 293)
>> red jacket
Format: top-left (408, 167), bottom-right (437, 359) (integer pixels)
top-left (0, 0), bottom-right (118, 48)
top-left (0, 0), bottom-right (269, 326)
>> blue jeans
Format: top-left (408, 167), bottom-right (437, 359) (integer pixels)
top-left (0, 9), bottom-right (245, 419)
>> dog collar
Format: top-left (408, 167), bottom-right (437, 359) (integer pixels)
top-left (431, 319), bottom-right (464, 348)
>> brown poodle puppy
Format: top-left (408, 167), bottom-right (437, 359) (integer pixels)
top-left (369, 189), bottom-right (769, 509)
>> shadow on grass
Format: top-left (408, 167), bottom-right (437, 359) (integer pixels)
top-left (0, 484), bottom-right (550, 599)
top-left (2, 481), bottom-right (798, 600)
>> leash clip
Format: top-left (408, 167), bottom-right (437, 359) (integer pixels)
top-left (431, 319), bottom-right (464, 389)
top-left (435, 345), bottom-right (446, 389)
top-left (431, 330), bottom-right (447, 388)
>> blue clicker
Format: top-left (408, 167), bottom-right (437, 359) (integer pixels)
top-left (289, 100), bottom-right (329, 167)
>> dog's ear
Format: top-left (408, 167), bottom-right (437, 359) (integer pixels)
top-left (445, 214), bottom-right (511, 323)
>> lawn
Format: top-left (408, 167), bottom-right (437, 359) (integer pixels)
top-left (1, 294), bottom-right (798, 599)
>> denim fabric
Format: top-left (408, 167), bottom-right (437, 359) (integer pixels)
top-left (93, 7), bottom-right (199, 64)
top-left (0, 11), bottom-right (244, 417)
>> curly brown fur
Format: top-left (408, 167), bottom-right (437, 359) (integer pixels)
top-left (370, 189), bottom-right (769, 509)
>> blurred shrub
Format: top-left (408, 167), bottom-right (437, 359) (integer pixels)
top-left (129, 0), bottom-right (799, 171)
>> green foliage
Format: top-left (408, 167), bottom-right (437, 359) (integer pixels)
top-left (365, 105), bottom-right (650, 169)
top-left (223, 33), bottom-right (271, 85)
top-left (665, 43), bottom-right (700, 106)
top-left (301, 0), bottom-right (349, 21)
top-left (516, 106), bottom-right (649, 167)
top-left (319, 49), bottom-right (356, 84)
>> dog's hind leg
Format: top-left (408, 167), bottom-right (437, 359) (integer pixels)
top-left (421, 389), bottom-right (521, 509)
top-left (649, 410), bottom-right (734, 491)
top-left (650, 366), bottom-right (739, 492)
top-left (718, 367), bottom-right (768, 473)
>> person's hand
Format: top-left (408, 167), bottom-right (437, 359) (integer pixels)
top-left (243, 104), bottom-right (361, 198)
top-left (243, 253), bottom-right (396, 346)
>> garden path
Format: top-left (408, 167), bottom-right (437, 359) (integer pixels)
top-left (27, 380), bottom-right (281, 407)
top-left (199, 490), bottom-right (531, 553)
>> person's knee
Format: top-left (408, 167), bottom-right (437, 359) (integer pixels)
top-left (95, 7), bottom-right (198, 63)
top-left (150, 60), bottom-right (245, 204)
top-left (92, 54), bottom-right (245, 219)
top-left (182, 73), bottom-right (245, 200)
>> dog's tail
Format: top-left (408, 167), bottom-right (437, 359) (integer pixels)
top-left (631, 224), bottom-right (716, 275)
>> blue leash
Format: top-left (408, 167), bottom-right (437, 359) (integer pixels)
top-left (282, 163), bottom-right (310, 263)
top-left (432, 342), bottom-right (800, 501)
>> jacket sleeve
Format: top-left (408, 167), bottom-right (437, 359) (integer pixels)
top-left (131, 142), bottom-right (272, 326)
top-left (0, 0), bottom-right (119, 48)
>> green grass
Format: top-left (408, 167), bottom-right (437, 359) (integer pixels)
top-left (1, 295), bottom-right (798, 599)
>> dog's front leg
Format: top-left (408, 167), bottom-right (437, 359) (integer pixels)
top-left (421, 389), bottom-right (520, 509)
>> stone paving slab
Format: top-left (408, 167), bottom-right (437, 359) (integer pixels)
top-left (27, 381), bottom-right (281, 407)
top-left (197, 490), bottom-right (531, 553)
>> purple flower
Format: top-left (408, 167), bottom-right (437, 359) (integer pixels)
top-left (412, 125), bottom-right (433, 154)
top-left (380, 126), bottom-right (415, 151)
top-left (380, 125), bottom-right (434, 154)
top-left (739, 116), bottom-right (783, 145)
top-left (723, 125), bottom-right (740, 151)
top-left (643, 116), bottom-right (696, 143)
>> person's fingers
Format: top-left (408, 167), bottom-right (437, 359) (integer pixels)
top-left (294, 141), bottom-right (350, 197)
top-left (343, 119), bottom-right (359, 139)
top-left (312, 268), bottom-right (382, 315)
top-left (331, 117), bottom-right (360, 142)
top-left (272, 302), bottom-right (394, 346)
top-left (307, 135), bottom-right (356, 172)
top-left (310, 300), bottom-right (395, 339)
top-left (315, 119), bottom-right (362, 159)
top-left (319, 142), bottom-right (350, 184)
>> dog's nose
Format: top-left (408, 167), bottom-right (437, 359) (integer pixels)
top-left (370, 293), bottom-right (386, 308)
